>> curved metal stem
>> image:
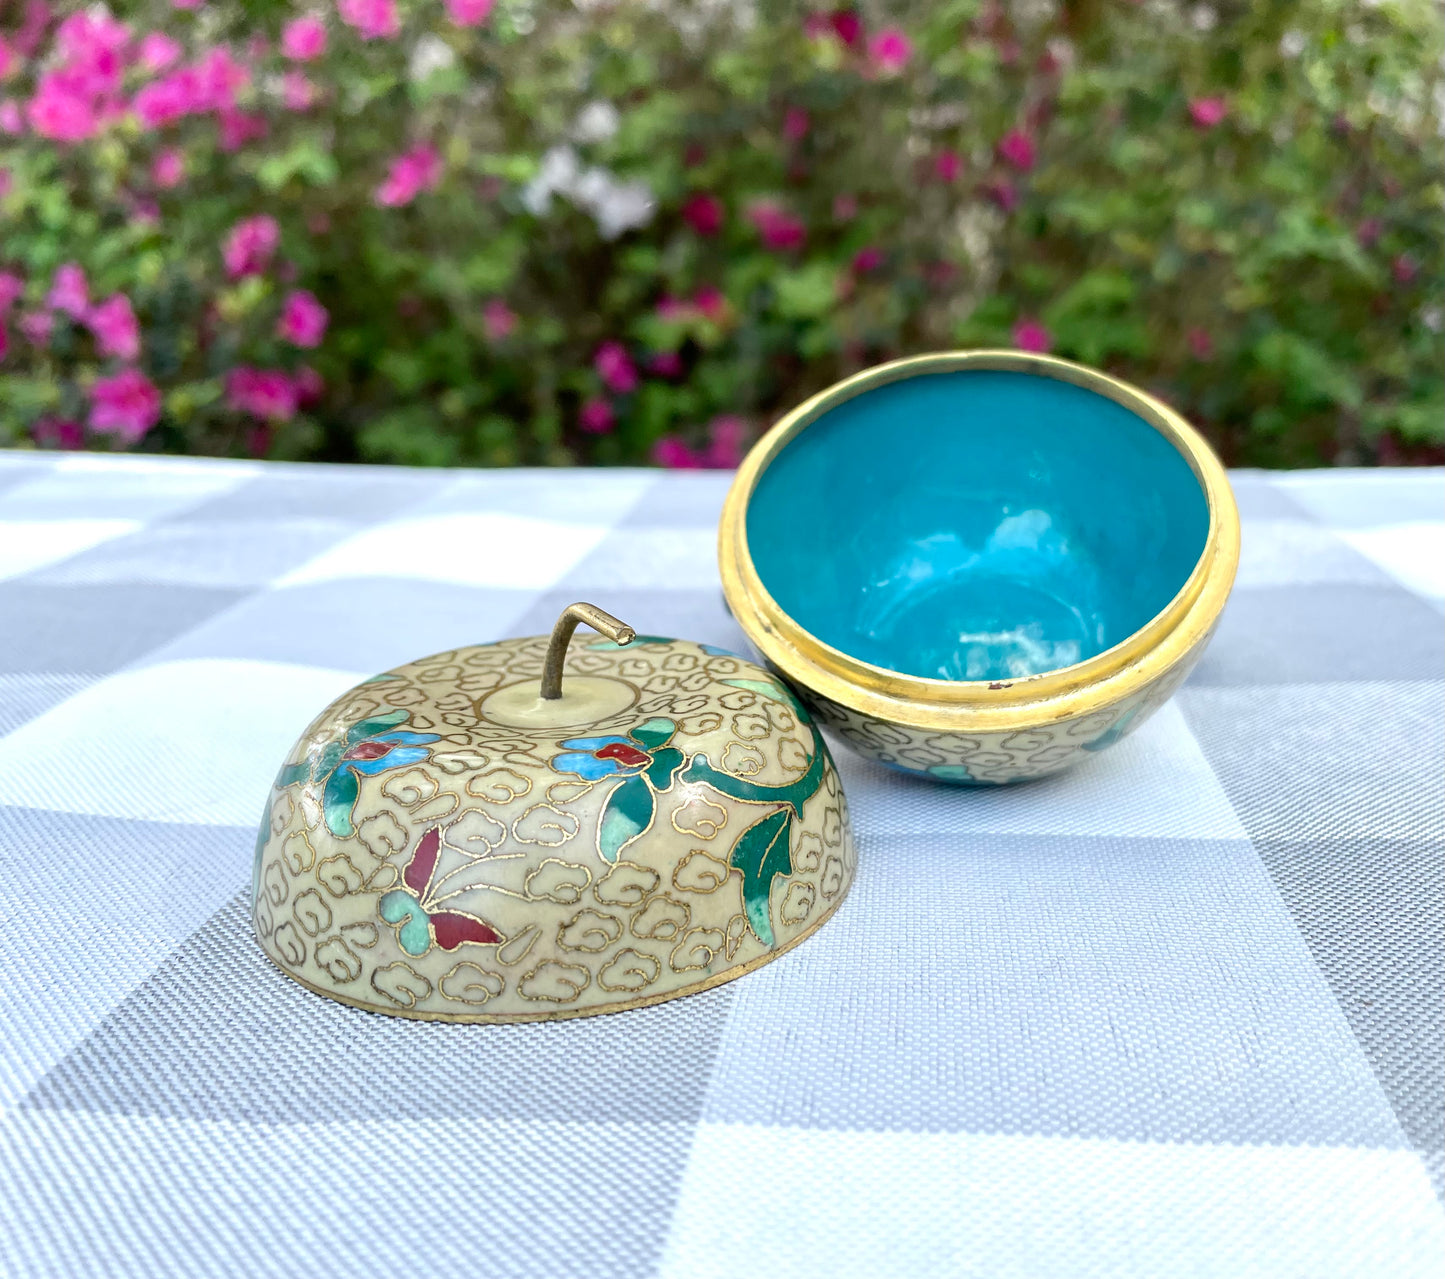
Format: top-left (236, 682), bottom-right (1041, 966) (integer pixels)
top-left (540, 602), bottom-right (636, 700)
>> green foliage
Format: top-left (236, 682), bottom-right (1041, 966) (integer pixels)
top-left (1, 0), bottom-right (1441, 467)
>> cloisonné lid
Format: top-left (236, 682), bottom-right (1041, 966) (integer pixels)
top-left (252, 604), bottom-right (855, 1021)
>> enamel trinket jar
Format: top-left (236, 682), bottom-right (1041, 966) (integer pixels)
top-left (719, 350), bottom-right (1241, 785)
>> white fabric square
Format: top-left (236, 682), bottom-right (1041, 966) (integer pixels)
top-left (0, 519), bottom-right (141, 582)
top-left (278, 511), bottom-right (612, 590)
top-left (0, 659), bottom-right (365, 825)
top-left (658, 1126), bottom-right (1445, 1279)
top-left (1338, 522), bottom-right (1445, 604)
top-left (2, 455), bottom-right (258, 522)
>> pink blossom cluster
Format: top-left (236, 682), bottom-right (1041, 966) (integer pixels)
top-left (652, 416), bottom-right (749, 470)
top-left (375, 145), bottom-right (443, 207)
top-left (804, 11), bottom-right (913, 75)
top-left (746, 199), bottom-right (807, 252)
top-left (26, 11), bottom-right (132, 143)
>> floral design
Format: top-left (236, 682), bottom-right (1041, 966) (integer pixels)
top-left (278, 708), bottom-right (439, 837)
top-left (378, 827), bottom-right (504, 957)
top-left (551, 718), bottom-right (679, 782)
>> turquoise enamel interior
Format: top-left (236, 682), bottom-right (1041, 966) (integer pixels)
top-left (746, 370), bottom-right (1211, 683)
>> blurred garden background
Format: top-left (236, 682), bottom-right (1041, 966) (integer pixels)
top-left (0, 0), bottom-right (1441, 468)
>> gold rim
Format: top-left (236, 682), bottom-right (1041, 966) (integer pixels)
top-left (718, 351), bottom-right (1240, 734)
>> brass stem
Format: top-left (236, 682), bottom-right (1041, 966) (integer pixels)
top-left (540, 603), bottom-right (636, 699)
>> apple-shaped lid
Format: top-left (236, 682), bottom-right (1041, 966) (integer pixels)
top-left (252, 603), bottom-right (855, 1021)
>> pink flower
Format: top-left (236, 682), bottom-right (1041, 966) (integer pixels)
top-left (47, 264), bottom-right (89, 318)
top-left (226, 366), bottom-right (298, 421)
top-left (0, 322), bottom-right (6, 360)
top-left (783, 107), bottom-right (809, 141)
top-left (20, 310), bottom-right (52, 345)
top-left (282, 71), bottom-right (316, 111)
top-left (705, 415), bottom-right (748, 468)
top-left (578, 397), bottom-right (615, 435)
top-left (138, 32), bottom-right (182, 72)
top-left (375, 145), bottom-right (442, 207)
top-left (933, 150), bottom-right (963, 182)
top-left (1186, 327), bottom-right (1213, 361)
top-left (152, 147), bottom-right (185, 187)
top-left (27, 78), bottom-right (98, 143)
top-left (693, 286), bottom-right (727, 322)
top-left (832, 193), bottom-right (857, 222)
top-left (1392, 254), bottom-right (1418, 284)
top-left (868, 27), bottom-right (912, 74)
top-left (132, 70), bottom-right (201, 128)
top-left (0, 100), bottom-right (23, 134)
top-left (1188, 97), bottom-right (1226, 129)
top-left (0, 34), bottom-right (16, 80)
top-left (851, 246), bottom-right (884, 274)
top-left (829, 11), bottom-right (863, 48)
top-left (277, 290), bottom-right (328, 346)
top-left (55, 12), bottom-right (130, 95)
top-left (483, 298), bottom-right (516, 340)
top-left (87, 293), bottom-right (141, 360)
top-left (682, 192), bottom-right (723, 236)
top-left (594, 341), bottom-right (638, 394)
top-left (997, 130), bottom-right (1035, 171)
top-left (652, 436), bottom-right (704, 469)
top-left (172, 0), bottom-right (204, 10)
top-left (444, 0), bottom-right (494, 26)
top-left (1356, 218), bottom-right (1383, 248)
top-left (1012, 318), bottom-right (1052, 354)
top-left (89, 369), bottom-right (162, 442)
top-left (0, 272), bottom-right (23, 312)
top-left (197, 47), bottom-right (249, 111)
top-left (32, 418), bottom-right (85, 450)
top-left (282, 16), bottom-right (327, 60)
top-left (338, 0), bottom-right (400, 41)
top-left (219, 108), bottom-right (266, 151)
top-left (648, 351), bottom-right (684, 379)
top-left (747, 199), bottom-right (806, 251)
top-left (223, 214), bottom-right (280, 279)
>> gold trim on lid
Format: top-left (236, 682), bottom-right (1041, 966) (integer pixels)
top-left (717, 350), bottom-right (1241, 735)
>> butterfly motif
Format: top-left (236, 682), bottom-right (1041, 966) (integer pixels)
top-left (378, 827), bottom-right (504, 957)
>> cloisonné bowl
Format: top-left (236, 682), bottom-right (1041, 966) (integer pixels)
top-left (718, 351), bottom-right (1240, 785)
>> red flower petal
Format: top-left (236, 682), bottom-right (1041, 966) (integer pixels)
top-left (404, 827), bottom-right (441, 894)
top-left (597, 742), bottom-right (650, 767)
top-left (430, 911), bottom-right (503, 949)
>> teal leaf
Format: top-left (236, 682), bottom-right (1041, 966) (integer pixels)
top-left (276, 761), bottom-right (310, 788)
top-left (323, 766), bottom-right (360, 837)
top-left (728, 808), bottom-right (793, 946)
top-left (629, 717), bottom-right (677, 751)
top-left (345, 709), bottom-right (410, 746)
top-left (683, 722), bottom-right (828, 817)
top-left (643, 745), bottom-right (685, 791)
top-left (598, 773), bottom-right (655, 863)
top-left (379, 890), bottom-right (432, 956)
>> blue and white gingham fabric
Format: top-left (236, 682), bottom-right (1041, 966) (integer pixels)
top-left (0, 450), bottom-right (1441, 1278)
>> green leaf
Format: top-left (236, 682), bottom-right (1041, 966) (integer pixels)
top-left (772, 263), bottom-right (840, 321)
top-left (598, 773), bottom-right (655, 863)
top-left (728, 808), bottom-right (793, 946)
top-left (629, 717), bottom-right (678, 750)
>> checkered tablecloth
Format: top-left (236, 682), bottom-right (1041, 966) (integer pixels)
top-left (0, 450), bottom-right (1441, 1278)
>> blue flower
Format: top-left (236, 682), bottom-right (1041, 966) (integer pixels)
top-left (551, 735), bottom-right (653, 781)
top-left (276, 708), bottom-right (439, 837)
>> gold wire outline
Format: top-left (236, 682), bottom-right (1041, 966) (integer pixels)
top-left (257, 874), bottom-right (852, 1023)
